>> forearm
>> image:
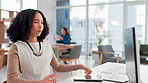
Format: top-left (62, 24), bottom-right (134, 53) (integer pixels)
top-left (55, 64), bottom-right (82, 72)
top-left (50, 55), bottom-right (92, 74)
top-left (50, 56), bottom-right (82, 72)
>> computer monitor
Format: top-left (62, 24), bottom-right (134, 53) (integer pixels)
top-left (124, 27), bottom-right (141, 83)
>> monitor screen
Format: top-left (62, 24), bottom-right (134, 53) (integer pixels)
top-left (124, 27), bottom-right (141, 83)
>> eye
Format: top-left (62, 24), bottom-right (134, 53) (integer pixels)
top-left (34, 21), bottom-right (38, 23)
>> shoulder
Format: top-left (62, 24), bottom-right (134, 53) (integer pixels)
top-left (13, 40), bottom-right (27, 49)
top-left (9, 43), bottom-right (18, 56)
top-left (42, 39), bottom-right (54, 52)
top-left (65, 35), bottom-right (70, 37)
top-left (65, 35), bottom-right (70, 39)
top-left (14, 40), bottom-right (26, 45)
top-left (42, 38), bottom-right (52, 48)
top-left (10, 44), bottom-right (17, 50)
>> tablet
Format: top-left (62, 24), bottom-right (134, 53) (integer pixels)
top-left (73, 74), bottom-right (103, 82)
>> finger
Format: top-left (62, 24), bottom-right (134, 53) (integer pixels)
top-left (47, 77), bottom-right (57, 82)
top-left (46, 74), bottom-right (58, 78)
top-left (84, 71), bottom-right (89, 74)
top-left (43, 78), bottom-right (56, 83)
top-left (87, 71), bottom-right (92, 74)
top-left (44, 74), bottom-right (58, 82)
top-left (84, 70), bottom-right (92, 74)
top-left (50, 74), bottom-right (59, 77)
top-left (49, 78), bottom-right (57, 82)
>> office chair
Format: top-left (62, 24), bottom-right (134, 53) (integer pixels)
top-left (140, 45), bottom-right (148, 64)
top-left (59, 45), bottom-right (82, 64)
top-left (61, 42), bottom-right (76, 55)
top-left (93, 45), bottom-right (125, 64)
top-left (52, 47), bottom-right (59, 58)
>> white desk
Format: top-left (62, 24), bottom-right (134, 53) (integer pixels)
top-left (57, 62), bottom-right (148, 83)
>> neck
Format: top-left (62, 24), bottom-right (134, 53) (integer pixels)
top-left (63, 33), bottom-right (66, 36)
top-left (27, 36), bottom-right (38, 42)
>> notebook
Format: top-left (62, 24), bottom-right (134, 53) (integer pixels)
top-left (73, 74), bottom-right (103, 82)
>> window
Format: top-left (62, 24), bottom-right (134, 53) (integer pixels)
top-left (56, 0), bottom-right (86, 6)
top-left (89, 4), bottom-right (123, 51)
top-left (56, 0), bottom-right (148, 55)
top-left (127, 4), bottom-right (146, 44)
top-left (70, 7), bottom-right (86, 53)
top-left (1, 0), bottom-right (20, 11)
top-left (89, 0), bottom-right (123, 4)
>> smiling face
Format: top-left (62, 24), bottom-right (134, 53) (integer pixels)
top-left (30, 12), bottom-right (44, 37)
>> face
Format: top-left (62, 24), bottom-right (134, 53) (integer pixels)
top-left (61, 28), bottom-right (66, 35)
top-left (30, 12), bottom-right (44, 37)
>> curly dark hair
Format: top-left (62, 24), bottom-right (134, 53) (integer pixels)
top-left (7, 9), bottom-right (49, 43)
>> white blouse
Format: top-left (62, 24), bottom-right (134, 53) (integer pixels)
top-left (14, 40), bottom-right (54, 80)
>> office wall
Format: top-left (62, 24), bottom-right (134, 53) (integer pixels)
top-left (0, 0), bottom-right (1, 8)
top-left (37, 0), bottom-right (56, 44)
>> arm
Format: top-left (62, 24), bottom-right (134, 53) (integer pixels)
top-left (60, 35), bottom-right (70, 44)
top-left (56, 36), bottom-right (63, 43)
top-left (7, 44), bottom-right (41, 83)
top-left (56, 35), bottom-right (70, 44)
top-left (50, 54), bottom-right (92, 73)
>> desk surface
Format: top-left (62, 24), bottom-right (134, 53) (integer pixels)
top-left (52, 44), bottom-right (75, 51)
top-left (57, 62), bottom-right (148, 83)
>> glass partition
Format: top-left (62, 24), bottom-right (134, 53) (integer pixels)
top-left (23, 0), bottom-right (37, 9)
top-left (1, 0), bottom-right (20, 11)
top-left (70, 7), bottom-right (86, 54)
top-left (127, 4), bottom-right (146, 44)
top-left (89, 4), bottom-right (123, 52)
top-left (56, 7), bottom-right (87, 54)
top-left (56, 0), bottom-right (86, 6)
top-left (89, 0), bottom-right (123, 4)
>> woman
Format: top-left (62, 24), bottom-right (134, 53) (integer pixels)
top-left (6, 9), bottom-right (92, 83)
top-left (55, 27), bottom-right (72, 56)
top-left (55, 27), bottom-right (71, 44)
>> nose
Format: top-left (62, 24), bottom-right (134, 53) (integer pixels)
top-left (38, 23), bottom-right (42, 29)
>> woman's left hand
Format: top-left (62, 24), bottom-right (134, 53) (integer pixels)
top-left (82, 65), bottom-right (92, 74)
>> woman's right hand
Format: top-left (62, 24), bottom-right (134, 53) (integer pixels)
top-left (81, 65), bottom-right (92, 74)
top-left (41, 74), bottom-right (58, 83)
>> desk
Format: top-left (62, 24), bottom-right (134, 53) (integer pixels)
top-left (0, 49), bottom-right (8, 68)
top-left (52, 44), bottom-right (74, 51)
top-left (57, 62), bottom-right (148, 83)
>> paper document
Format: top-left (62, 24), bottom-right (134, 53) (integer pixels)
top-left (103, 73), bottom-right (129, 83)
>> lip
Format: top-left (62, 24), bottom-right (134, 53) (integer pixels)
top-left (37, 30), bottom-right (42, 32)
